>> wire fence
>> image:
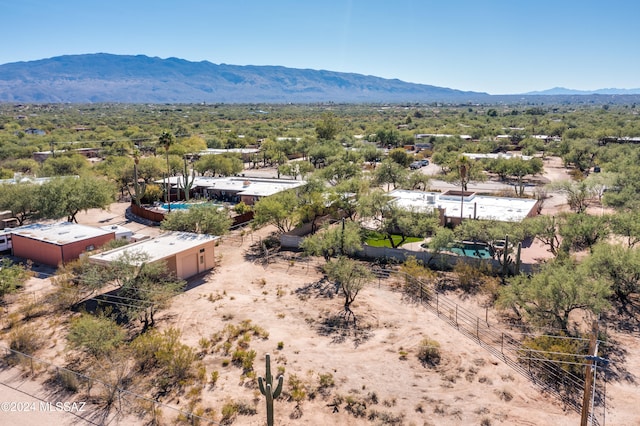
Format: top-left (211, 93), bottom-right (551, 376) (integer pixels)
top-left (267, 256), bottom-right (607, 425)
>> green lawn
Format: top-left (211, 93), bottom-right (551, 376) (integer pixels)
top-left (364, 233), bottom-right (423, 248)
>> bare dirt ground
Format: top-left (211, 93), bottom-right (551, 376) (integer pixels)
top-left (0, 157), bottom-right (638, 425)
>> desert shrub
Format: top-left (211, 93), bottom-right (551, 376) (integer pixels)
top-left (233, 202), bottom-right (252, 215)
top-left (141, 183), bottom-right (162, 204)
top-left (453, 260), bottom-right (492, 293)
top-left (288, 374), bottom-right (307, 403)
top-left (159, 345), bottom-right (197, 385)
top-left (318, 372), bottom-right (335, 389)
top-left (131, 330), bottom-right (164, 371)
top-left (221, 400), bottom-right (239, 424)
top-left (210, 370), bottom-right (219, 386)
top-left (131, 327), bottom-right (198, 388)
top-left (480, 275), bottom-right (501, 305)
top-left (417, 337), bottom-right (441, 367)
top-left (67, 313), bottom-right (125, 357)
top-left (221, 320), bottom-right (269, 343)
top-left (8, 324), bottom-right (44, 355)
top-left (231, 348), bottom-right (256, 373)
top-left (0, 258), bottom-right (31, 300)
top-left (400, 256), bottom-right (434, 299)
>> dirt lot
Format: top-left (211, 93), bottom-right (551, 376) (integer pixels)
top-left (0, 157), bottom-right (638, 425)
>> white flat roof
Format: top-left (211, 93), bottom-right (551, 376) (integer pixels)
top-left (90, 231), bottom-right (219, 264)
top-left (158, 176), bottom-right (307, 197)
top-left (10, 222), bottom-right (114, 245)
top-left (198, 148), bottom-right (259, 155)
top-left (0, 175), bottom-right (79, 185)
top-left (463, 153), bottom-right (533, 161)
top-left (205, 177), bottom-right (307, 197)
top-left (99, 224), bottom-right (134, 235)
top-left (389, 189), bottom-right (538, 222)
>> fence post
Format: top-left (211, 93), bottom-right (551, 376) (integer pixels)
top-left (455, 305), bottom-right (458, 327)
top-left (476, 318), bottom-right (480, 341)
top-left (501, 333), bottom-right (504, 355)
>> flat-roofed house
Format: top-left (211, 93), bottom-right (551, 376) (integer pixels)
top-left (389, 189), bottom-right (540, 227)
top-left (90, 231), bottom-right (219, 280)
top-left (159, 176), bottom-right (307, 205)
top-left (10, 222), bottom-right (115, 267)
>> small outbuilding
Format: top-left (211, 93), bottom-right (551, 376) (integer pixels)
top-left (89, 231), bottom-right (219, 280)
top-left (10, 222), bottom-right (115, 267)
top-left (99, 224), bottom-right (134, 241)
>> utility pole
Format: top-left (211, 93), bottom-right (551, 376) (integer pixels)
top-left (580, 320), bottom-right (599, 426)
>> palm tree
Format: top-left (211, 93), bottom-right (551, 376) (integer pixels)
top-left (457, 155), bottom-right (470, 192)
top-left (159, 131), bottom-right (174, 210)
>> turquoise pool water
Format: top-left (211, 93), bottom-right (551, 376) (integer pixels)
top-left (446, 242), bottom-right (494, 259)
top-left (422, 241), bottom-right (494, 259)
top-left (161, 202), bottom-right (189, 210)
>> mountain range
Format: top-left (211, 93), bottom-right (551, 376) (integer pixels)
top-left (525, 87), bottom-right (640, 96)
top-left (0, 54), bottom-right (638, 104)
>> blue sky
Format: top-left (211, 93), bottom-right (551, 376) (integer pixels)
top-left (2, 0), bottom-right (638, 94)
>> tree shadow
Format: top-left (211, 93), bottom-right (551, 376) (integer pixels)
top-left (295, 277), bottom-right (338, 300)
top-left (316, 312), bottom-right (374, 348)
top-left (600, 338), bottom-right (634, 384)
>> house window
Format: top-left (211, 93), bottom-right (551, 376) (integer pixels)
top-left (200, 255), bottom-right (204, 264)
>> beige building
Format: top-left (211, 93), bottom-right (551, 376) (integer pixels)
top-left (89, 231), bottom-right (219, 280)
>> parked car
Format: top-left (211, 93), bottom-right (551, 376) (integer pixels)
top-left (419, 159), bottom-right (429, 166)
top-left (410, 161), bottom-right (422, 169)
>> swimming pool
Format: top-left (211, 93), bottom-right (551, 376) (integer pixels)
top-left (448, 245), bottom-right (493, 259)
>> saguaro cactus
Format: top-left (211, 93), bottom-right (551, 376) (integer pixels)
top-left (258, 353), bottom-right (283, 426)
top-left (128, 152), bottom-right (146, 206)
top-left (180, 156), bottom-right (196, 202)
top-left (502, 234), bottom-right (511, 279)
top-left (515, 241), bottom-right (522, 275)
